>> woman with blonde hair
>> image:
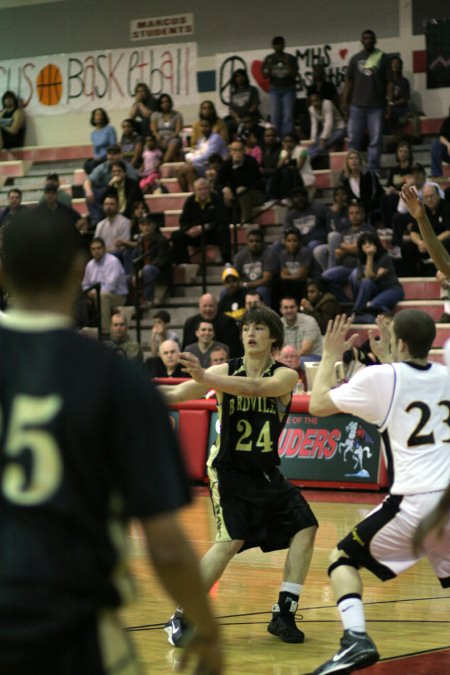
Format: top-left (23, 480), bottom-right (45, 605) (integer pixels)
top-left (341, 149), bottom-right (384, 221)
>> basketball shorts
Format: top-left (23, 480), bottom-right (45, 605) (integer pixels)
top-left (338, 491), bottom-right (450, 588)
top-left (208, 464), bottom-right (318, 552)
top-left (1, 611), bottom-right (143, 675)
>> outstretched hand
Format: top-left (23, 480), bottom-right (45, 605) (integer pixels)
top-left (400, 184), bottom-right (425, 221)
top-left (323, 315), bottom-right (358, 360)
top-left (368, 315), bottom-right (392, 364)
top-left (178, 352), bottom-right (205, 383)
top-left (177, 629), bottom-right (224, 675)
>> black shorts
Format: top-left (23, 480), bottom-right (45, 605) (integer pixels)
top-left (1, 611), bottom-right (143, 675)
top-left (208, 464), bottom-right (318, 552)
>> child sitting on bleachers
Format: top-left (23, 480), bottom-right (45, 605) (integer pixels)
top-left (139, 134), bottom-right (162, 193)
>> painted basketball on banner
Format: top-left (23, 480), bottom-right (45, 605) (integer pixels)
top-left (36, 63), bottom-right (63, 105)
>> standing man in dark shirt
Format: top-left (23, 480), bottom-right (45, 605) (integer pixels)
top-left (171, 177), bottom-right (231, 264)
top-left (0, 208), bottom-right (223, 675)
top-left (341, 30), bottom-right (388, 173)
top-left (217, 139), bottom-right (266, 225)
top-left (161, 306), bottom-right (318, 647)
top-left (263, 36), bottom-right (299, 139)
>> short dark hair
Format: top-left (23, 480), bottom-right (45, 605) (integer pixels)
top-left (91, 236), bottom-right (106, 247)
top-left (211, 343), bottom-right (230, 356)
top-left (153, 309), bottom-right (171, 323)
top-left (393, 310), bottom-right (436, 359)
top-left (272, 36), bottom-right (285, 46)
top-left (102, 191), bottom-right (118, 204)
top-left (110, 159), bottom-right (126, 172)
top-left (90, 107), bottom-right (110, 127)
top-left (241, 306), bottom-right (284, 351)
top-left (247, 228), bottom-right (264, 240)
top-left (46, 172), bottom-right (59, 182)
top-left (8, 187), bottom-right (22, 198)
top-left (284, 227), bottom-right (301, 239)
top-left (2, 208), bottom-right (82, 293)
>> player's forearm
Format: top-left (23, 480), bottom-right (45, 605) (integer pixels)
top-left (309, 351), bottom-right (338, 415)
top-left (416, 215), bottom-right (450, 276)
top-left (159, 381), bottom-right (208, 403)
top-left (201, 372), bottom-right (290, 398)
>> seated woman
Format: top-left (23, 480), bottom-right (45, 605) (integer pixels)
top-left (381, 140), bottom-right (414, 229)
top-left (226, 68), bottom-right (260, 138)
top-left (351, 231), bottom-right (404, 323)
top-left (84, 108), bottom-right (117, 175)
top-left (0, 91), bottom-right (26, 150)
top-left (190, 100), bottom-right (228, 146)
top-left (307, 92), bottom-right (346, 160)
top-left (271, 132), bottom-right (315, 199)
top-left (151, 94), bottom-right (183, 163)
top-left (341, 150), bottom-right (384, 224)
top-left (128, 82), bottom-right (157, 137)
top-left (119, 118), bottom-right (143, 168)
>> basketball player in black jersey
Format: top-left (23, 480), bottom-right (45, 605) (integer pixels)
top-left (160, 306), bottom-right (318, 647)
top-left (0, 208), bottom-right (223, 675)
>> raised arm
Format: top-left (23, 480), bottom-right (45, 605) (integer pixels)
top-left (401, 185), bottom-right (450, 276)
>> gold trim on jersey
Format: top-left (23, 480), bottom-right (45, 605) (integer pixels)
top-left (207, 462), bottom-right (232, 542)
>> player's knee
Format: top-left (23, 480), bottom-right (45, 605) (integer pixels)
top-left (327, 548), bottom-right (360, 577)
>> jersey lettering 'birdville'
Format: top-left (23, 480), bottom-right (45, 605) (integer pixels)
top-left (229, 395), bottom-right (277, 416)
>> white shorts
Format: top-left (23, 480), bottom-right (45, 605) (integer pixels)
top-left (338, 491), bottom-right (450, 587)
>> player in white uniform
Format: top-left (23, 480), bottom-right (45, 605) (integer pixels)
top-left (308, 311), bottom-right (450, 675)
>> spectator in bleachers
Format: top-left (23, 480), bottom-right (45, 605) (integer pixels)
top-left (275, 226), bottom-right (312, 304)
top-left (262, 36), bottom-right (298, 138)
top-left (244, 130), bottom-right (263, 166)
top-left (325, 185), bottom-right (349, 234)
top-left (233, 228), bottom-right (278, 306)
top-left (146, 338), bottom-right (186, 378)
top-left (307, 93), bottom-right (346, 161)
top-left (389, 162), bottom-right (427, 260)
top-left (83, 144), bottom-right (139, 224)
top-left (279, 295), bottom-right (323, 364)
top-left (131, 215), bottom-right (171, 308)
top-left (209, 344), bottom-right (230, 366)
top-left (149, 309), bottom-right (180, 358)
top-left (271, 133), bottom-right (315, 199)
top-left (321, 201), bottom-right (373, 302)
top-left (129, 198), bottom-right (150, 241)
top-left (225, 69), bottom-right (261, 138)
top-left (261, 126), bottom-right (281, 196)
top-left (217, 139), bottom-right (265, 225)
top-left (182, 292), bottom-right (242, 357)
top-left (218, 266), bottom-right (247, 321)
top-left (300, 278), bottom-right (342, 334)
top-left (185, 320), bottom-right (229, 368)
top-left (177, 119), bottom-right (228, 193)
top-left (279, 186), bottom-right (327, 260)
top-left (278, 344), bottom-right (302, 373)
top-left (151, 94), bottom-right (183, 163)
top-left (38, 182), bottom-right (84, 231)
top-left (39, 172), bottom-right (72, 207)
top-left (107, 312), bottom-right (143, 363)
top-left (385, 56), bottom-right (418, 142)
top-left (205, 153), bottom-right (224, 191)
top-left (171, 177), bottom-right (231, 264)
top-left (401, 182), bottom-right (450, 276)
top-left (94, 193), bottom-right (131, 257)
top-left (350, 231), bottom-right (404, 323)
top-left (0, 188), bottom-right (26, 227)
top-left (106, 160), bottom-right (143, 219)
top-left (0, 90), bottom-right (26, 150)
top-left (430, 107), bottom-right (450, 178)
top-left (81, 237), bottom-right (128, 335)
top-left (191, 100), bottom-right (229, 146)
top-left (306, 63), bottom-right (340, 109)
top-left (244, 290), bottom-right (265, 310)
top-left (84, 108), bottom-right (117, 175)
top-left (119, 118), bottom-right (143, 168)
top-left (380, 141), bottom-right (414, 230)
top-left (138, 134), bottom-right (162, 194)
top-left (128, 82), bottom-right (157, 137)
top-left (341, 29), bottom-right (388, 174)
top-left (341, 149), bottom-right (384, 224)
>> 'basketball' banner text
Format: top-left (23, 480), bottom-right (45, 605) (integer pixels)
top-left (0, 43), bottom-right (198, 115)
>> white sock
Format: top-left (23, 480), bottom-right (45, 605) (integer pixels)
top-left (281, 582), bottom-right (302, 598)
top-left (337, 596), bottom-right (365, 632)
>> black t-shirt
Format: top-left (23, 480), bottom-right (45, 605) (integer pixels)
top-left (0, 319), bottom-right (190, 649)
top-left (211, 358), bottom-right (291, 473)
top-left (439, 117), bottom-right (450, 142)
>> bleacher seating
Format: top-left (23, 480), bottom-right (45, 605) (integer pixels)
top-left (1, 117), bottom-right (450, 360)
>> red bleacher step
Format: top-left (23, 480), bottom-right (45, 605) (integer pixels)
top-left (0, 160), bottom-right (31, 177)
top-left (0, 144), bottom-right (92, 162)
top-left (160, 162), bottom-right (184, 178)
top-left (400, 278), bottom-right (440, 300)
